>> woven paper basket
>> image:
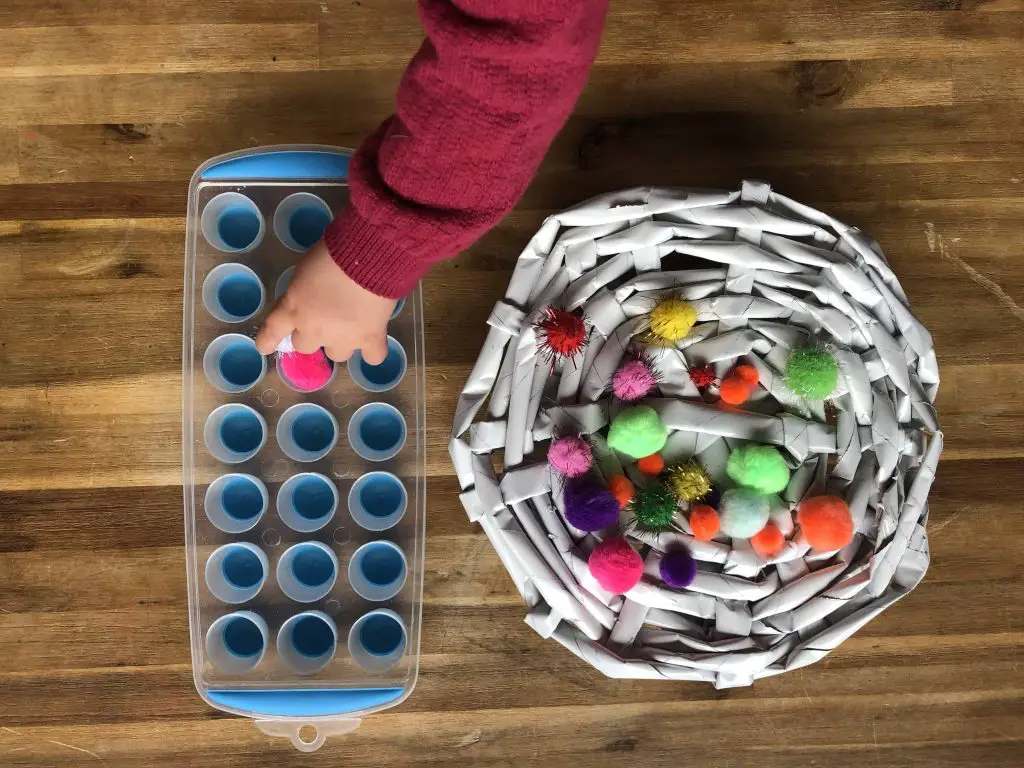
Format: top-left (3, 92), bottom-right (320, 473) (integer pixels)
top-left (449, 181), bottom-right (942, 688)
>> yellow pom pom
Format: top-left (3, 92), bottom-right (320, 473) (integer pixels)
top-left (649, 298), bottom-right (697, 343)
top-left (667, 461), bottom-right (712, 503)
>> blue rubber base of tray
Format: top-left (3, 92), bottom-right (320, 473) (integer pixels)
top-left (207, 687), bottom-right (405, 717)
top-left (200, 151), bottom-right (351, 182)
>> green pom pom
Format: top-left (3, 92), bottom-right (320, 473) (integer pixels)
top-left (726, 445), bottom-right (791, 495)
top-left (607, 405), bottom-right (668, 459)
top-left (785, 347), bottom-right (838, 400)
top-left (630, 483), bottom-right (678, 532)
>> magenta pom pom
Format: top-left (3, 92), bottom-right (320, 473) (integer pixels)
top-left (548, 437), bottom-right (593, 478)
top-left (279, 349), bottom-right (333, 392)
top-left (589, 536), bottom-right (644, 594)
top-left (659, 549), bottom-right (697, 588)
top-left (612, 358), bottom-right (658, 402)
top-left (563, 477), bottom-right (620, 532)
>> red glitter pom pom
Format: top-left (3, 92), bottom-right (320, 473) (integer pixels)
top-left (535, 307), bottom-right (588, 362)
top-left (689, 364), bottom-right (717, 389)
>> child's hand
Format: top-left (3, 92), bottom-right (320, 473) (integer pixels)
top-left (255, 240), bottom-right (396, 364)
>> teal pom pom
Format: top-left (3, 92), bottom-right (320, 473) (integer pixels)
top-left (726, 445), bottom-right (791, 495)
top-left (718, 488), bottom-right (770, 538)
top-left (607, 405), bottom-right (668, 459)
top-left (629, 483), bottom-right (678, 532)
top-left (785, 347), bottom-right (839, 400)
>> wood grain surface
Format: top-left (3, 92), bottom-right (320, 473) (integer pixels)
top-left (1, 1), bottom-right (1023, 766)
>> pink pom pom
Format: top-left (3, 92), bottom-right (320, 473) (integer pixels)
top-left (548, 437), bottom-right (592, 478)
top-left (612, 358), bottom-right (657, 402)
top-left (279, 349), bottom-right (334, 392)
top-left (588, 536), bottom-right (644, 594)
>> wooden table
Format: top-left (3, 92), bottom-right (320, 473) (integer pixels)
top-left (1, 1), bottom-right (1022, 766)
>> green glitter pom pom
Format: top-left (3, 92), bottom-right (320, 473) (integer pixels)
top-left (629, 483), bottom-right (678, 532)
top-left (785, 347), bottom-right (839, 400)
top-left (726, 444), bottom-right (791, 495)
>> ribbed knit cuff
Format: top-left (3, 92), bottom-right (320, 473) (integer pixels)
top-left (322, 206), bottom-right (425, 300)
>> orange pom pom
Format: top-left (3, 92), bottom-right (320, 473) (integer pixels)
top-left (689, 504), bottom-right (720, 541)
top-left (637, 453), bottom-right (665, 476)
top-left (607, 475), bottom-right (635, 509)
top-left (798, 495), bottom-right (854, 551)
top-left (734, 364), bottom-right (759, 386)
top-left (750, 522), bottom-right (785, 558)
top-left (719, 376), bottom-right (751, 405)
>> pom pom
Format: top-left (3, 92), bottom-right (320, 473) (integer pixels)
top-left (718, 488), bottom-right (771, 538)
top-left (750, 522), bottom-right (786, 558)
top-left (660, 549), bottom-right (697, 588)
top-left (607, 405), bottom-right (668, 459)
top-left (726, 444), bottom-right (791, 495)
top-left (612, 357), bottom-right (658, 402)
top-left (637, 453), bottom-right (665, 477)
top-left (719, 376), bottom-right (751, 405)
top-left (563, 477), bottom-right (620, 532)
top-left (734, 364), bottom-right (759, 386)
top-left (649, 298), bottom-right (697, 343)
top-left (798, 495), bottom-right (855, 551)
top-left (785, 347), bottom-right (839, 400)
top-left (535, 307), bottom-right (588, 362)
top-left (689, 504), bottom-right (720, 541)
top-left (547, 436), bottom-right (592, 478)
top-left (666, 461), bottom-right (712, 503)
top-left (629, 483), bottom-right (678, 532)
top-left (607, 475), bottom-right (635, 509)
top-left (279, 349), bottom-right (333, 392)
top-left (688, 364), bottom-right (717, 389)
top-left (703, 486), bottom-right (722, 509)
top-left (588, 536), bottom-right (643, 594)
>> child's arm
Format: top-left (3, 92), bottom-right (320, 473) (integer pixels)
top-left (256, 0), bottom-right (609, 362)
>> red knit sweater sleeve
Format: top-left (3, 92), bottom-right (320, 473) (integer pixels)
top-left (323, 0), bottom-right (609, 299)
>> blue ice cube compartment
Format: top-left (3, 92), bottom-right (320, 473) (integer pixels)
top-left (182, 146), bottom-right (426, 751)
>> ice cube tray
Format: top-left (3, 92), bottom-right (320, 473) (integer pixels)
top-left (181, 145), bottom-right (425, 752)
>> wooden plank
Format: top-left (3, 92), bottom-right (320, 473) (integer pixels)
top-left (955, 56), bottom-right (1024, 102)
top-left (17, 102), bottom-right (1024, 185)
top-left (0, 58), bottom-right (951, 130)
top-left (0, 71), bottom-right (403, 128)
top-left (2, 0), bottom-right (1014, 30)
top-left (0, 25), bottom-right (317, 78)
top-left (0, 0), bottom-right (324, 27)
top-left (319, 9), bottom-right (1024, 68)
top-left (577, 59), bottom-right (953, 117)
top-left (17, 122), bottom-right (366, 185)
top-left (0, 690), bottom-right (1020, 766)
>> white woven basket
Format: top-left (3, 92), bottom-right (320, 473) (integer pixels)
top-left (449, 181), bottom-right (942, 688)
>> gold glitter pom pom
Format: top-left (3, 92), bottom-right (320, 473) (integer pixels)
top-left (667, 461), bottom-right (712, 503)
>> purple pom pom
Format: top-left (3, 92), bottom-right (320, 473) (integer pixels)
top-left (548, 436), bottom-right (592, 478)
top-left (659, 549), bottom-right (697, 588)
top-left (563, 477), bottom-right (620, 532)
top-left (703, 486), bottom-right (721, 509)
top-left (612, 358), bottom-right (657, 402)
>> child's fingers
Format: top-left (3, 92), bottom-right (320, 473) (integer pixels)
top-left (289, 329), bottom-right (321, 355)
top-left (255, 308), bottom-right (295, 355)
top-left (324, 343), bottom-right (356, 364)
top-left (359, 333), bottom-right (388, 366)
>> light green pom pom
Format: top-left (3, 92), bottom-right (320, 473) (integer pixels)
top-left (718, 488), bottom-right (770, 538)
top-left (607, 405), bottom-right (668, 459)
top-left (785, 347), bottom-right (839, 400)
top-left (726, 444), bottom-right (791, 495)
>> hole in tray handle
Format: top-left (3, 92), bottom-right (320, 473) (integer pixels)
top-left (254, 719), bottom-right (361, 752)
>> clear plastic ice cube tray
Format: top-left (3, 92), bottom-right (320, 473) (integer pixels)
top-left (181, 146), bottom-right (425, 751)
